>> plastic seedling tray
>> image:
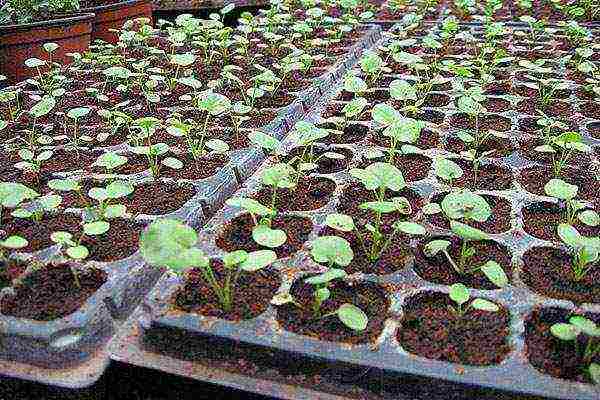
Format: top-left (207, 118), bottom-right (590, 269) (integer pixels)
top-left (0, 23), bottom-right (383, 390)
top-left (115, 22), bottom-right (600, 400)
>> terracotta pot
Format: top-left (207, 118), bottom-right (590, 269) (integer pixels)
top-left (81, 0), bottom-right (153, 43)
top-left (0, 14), bottom-right (94, 83)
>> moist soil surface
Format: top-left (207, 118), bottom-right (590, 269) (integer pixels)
top-left (526, 307), bottom-right (600, 383)
top-left (173, 260), bottom-right (280, 321)
top-left (275, 277), bottom-right (389, 344)
top-left (452, 160), bottom-right (513, 191)
top-left (522, 202), bottom-right (600, 242)
top-left (319, 225), bottom-right (414, 275)
top-left (0, 263), bottom-right (106, 321)
top-left (253, 176), bottom-right (336, 212)
top-left (215, 214), bottom-right (313, 258)
top-left (398, 291), bottom-right (511, 366)
top-left (81, 218), bottom-right (143, 262)
top-left (125, 181), bottom-right (197, 215)
top-left (518, 165), bottom-right (598, 199)
top-left (2, 213), bottom-right (83, 253)
top-left (414, 237), bottom-right (512, 289)
top-left (521, 246), bottom-right (600, 304)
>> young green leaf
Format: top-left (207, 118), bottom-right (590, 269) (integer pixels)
top-left (310, 236), bottom-right (354, 267)
top-left (337, 303), bottom-right (368, 331)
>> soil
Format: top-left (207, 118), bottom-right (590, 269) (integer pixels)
top-left (253, 176), bottom-right (336, 212)
top-left (275, 277), bottom-right (389, 344)
top-left (452, 160), bottom-right (513, 191)
top-left (173, 260), bottom-right (280, 321)
top-left (525, 307), bottom-right (600, 383)
top-left (160, 153), bottom-right (229, 180)
top-left (215, 214), bottom-right (313, 258)
top-left (522, 202), bottom-right (600, 242)
top-left (398, 291), bottom-right (511, 366)
top-left (317, 122), bottom-right (369, 144)
top-left (81, 218), bottom-right (143, 262)
top-left (124, 181), bottom-right (197, 215)
top-left (518, 165), bottom-right (597, 199)
top-left (2, 213), bottom-right (82, 253)
top-left (449, 113), bottom-right (512, 132)
top-left (579, 101), bottom-right (600, 120)
top-left (445, 135), bottom-right (515, 158)
top-left (0, 259), bottom-right (27, 289)
top-left (414, 236), bottom-right (512, 289)
top-left (517, 138), bottom-right (591, 167)
top-left (426, 193), bottom-right (512, 234)
top-left (357, 154), bottom-right (431, 182)
top-left (369, 128), bottom-right (440, 150)
top-left (0, 263), bottom-right (106, 321)
top-left (522, 246), bottom-right (600, 304)
top-left (283, 146), bottom-right (352, 174)
top-left (588, 122), bottom-right (600, 139)
top-left (318, 225), bottom-right (414, 275)
top-left (516, 100), bottom-right (572, 118)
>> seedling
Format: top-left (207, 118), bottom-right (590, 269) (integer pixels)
top-left (557, 223), bottom-right (600, 281)
top-left (49, 231), bottom-right (90, 288)
top-left (519, 60), bottom-right (571, 108)
top-left (131, 117), bottom-right (182, 177)
top-left (0, 182), bottom-right (38, 224)
top-left (271, 236), bottom-right (369, 332)
top-left (448, 283), bottom-right (500, 318)
top-left (140, 218), bottom-right (277, 313)
top-left (551, 315), bottom-right (600, 384)
top-left (371, 103), bottom-right (425, 162)
top-left (534, 131), bottom-right (592, 178)
top-left (225, 197), bottom-right (287, 249)
top-left (543, 178), bottom-right (598, 225)
top-left (11, 194), bottom-right (62, 222)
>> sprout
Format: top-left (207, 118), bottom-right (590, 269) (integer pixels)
top-left (534, 131), bottom-right (591, 178)
top-left (448, 283), bottom-right (500, 318)
top-left (140, 219), bottom-right (277, 312)
top-left (557, 224), bottom-right (600, 281)
top-left (551, 315), bottom-right (600, 384)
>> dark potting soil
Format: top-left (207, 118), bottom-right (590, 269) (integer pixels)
top-left (398, 291), bottom-right (511, 366)
top-left (449, 113), bottom-right (512, 132)
top-left (445, 135), bottom-right (514, 158)
top-left (452, 159), bottom-right (513, 191)
top-left (41, 149), bottom-right (97, 173)
top-left (522, 202), bottom-right (600, 242)
top-left (336, 184), bottom-right (423, 226)
top-left (124, 181), bottom-right (197, 215)
top-left (423, 93), bottom-right (451, 107)
top-left (275, 277), bottom-right (389, 344)
top-left (0, 263), bottom-right (106, 321)
top-left (322, 122), bottom-right (370, 144)
top-left (318, 225), bottom-right (413, 275)
top-left (90, 152), bottom-right (150, 175)
top-left (516, 100), bottom-right (572, 118)
top-left (517, 165), bottom-right (597, 199)
top-left (215, 214), bottom-right (313, 258)
top-left (321, 104), bottom-right (372, 122)
top-left (522, 246), bottom-right (600, 304)
top-left (588, 121), bottom-right (600, 139)
top-left (81, 218), bottom-right (142, 262)
top-left (414, 236), bottom-right (512, 289)
top-left (517, 138), bottom-right (591, 166)
top-left (160, 153), bottom-right (228, 180)
top-left (580, 101), bottom-right (600, 120)
top-left (379, 154), bottom-right (432, 182)
top-left (253, 176), bottom-right (336, 212)
top-left (483, 97), bottom-right (512, 112)
top-left (0, 259), bottom-right (27, 289)
top-left (518, 116), bottom-right (578, 134)
top-left (368, 128), bottom-right (440, 150)
top-left (525, 307), bottom-right (600, 383)
top-left (173, 260), bottom-right (280, 321)
top-left (2, 213), bottom-right (82, 253)
top-left (283, 146), bottom-right (352, 174)
top-left (426, 193), bottom-right (512, 234)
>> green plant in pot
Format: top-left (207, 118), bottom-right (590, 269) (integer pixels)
top-left (271, 235), bottom-right (369, 332)
top-left (140, 218), bottom-right (277, 313)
